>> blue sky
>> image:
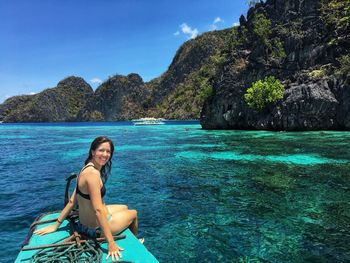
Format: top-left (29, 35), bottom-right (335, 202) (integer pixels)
top-left (0, 0), bottom-right (249, 103)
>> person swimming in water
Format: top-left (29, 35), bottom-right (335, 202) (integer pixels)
top-left (34, 136), bottom-right (141, 261)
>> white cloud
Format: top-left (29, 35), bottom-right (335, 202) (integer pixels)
top-left (29, 92), bottom-right (36, 95)
top-left (180, 23), bottom-right (199, 39)
top-left (5, 95), bottom-right (10, 99)
top-left (233, 22), bottom-right (240, 27)
top-left (209, 17), bottom-right (224, 31)
top-left (214, 17), bottom-right (223, 24)
top-left (173, 31), bottom-right (180, 36)
top-left (90, 78), bottom-right (102, 85)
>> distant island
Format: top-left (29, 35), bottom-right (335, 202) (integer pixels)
top-left (1, 0), bottom-right (349, 131)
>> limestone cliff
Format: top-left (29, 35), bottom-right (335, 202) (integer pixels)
top-left (0, 29), bottom-right (228, 122)
top-left (78, 73), bottom-right (147, 121)
top-left (0, 77), bottom-right (94, 122)
top-left (200, 0), bottom-right (350, 130)
top-left (145, 30), bottom-right (230, 119)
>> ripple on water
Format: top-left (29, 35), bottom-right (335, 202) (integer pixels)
top-left (176, 150), bottom-right (347, 165)
top-left (51, 138), bottom-right (92, 145)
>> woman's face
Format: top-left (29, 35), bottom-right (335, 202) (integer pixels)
top-left (92, 142), bottom-right (112, 166)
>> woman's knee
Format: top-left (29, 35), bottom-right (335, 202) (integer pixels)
top-left (129, 209), bottom-right (137, 219)
top-left (115, 204), bottom-right (128, 210)
top-left (121, 204), bottom-right (128, 210)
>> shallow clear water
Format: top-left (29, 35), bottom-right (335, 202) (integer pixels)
top-left (0, 122), bottom-right (350, 262)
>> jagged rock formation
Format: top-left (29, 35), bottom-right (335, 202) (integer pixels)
top-left (0, 30), bottom-right (228, 122)
top-left (78, 73), bottom-right (148, 121)
top-left (200, 0), bottom-right (350, 130)
top-left (0, 77), bottom-right (94, 122)
top-left (0, 74), bottom-right (150, 123)
top-left (145, 30), bottom-right (230, 119)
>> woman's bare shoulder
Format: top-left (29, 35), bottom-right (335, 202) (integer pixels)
top-left (81, 166), bottom-right (100, 180)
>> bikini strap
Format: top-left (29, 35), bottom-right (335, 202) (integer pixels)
top-left (79, 163), bottom-right (95, 174)
top-left (76, 164), bottom-right (95, 199)
top-left (76, 163), bottom-right (104, 200)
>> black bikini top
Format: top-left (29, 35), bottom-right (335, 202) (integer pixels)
top-left (76, 164), bottom-right (106, 200)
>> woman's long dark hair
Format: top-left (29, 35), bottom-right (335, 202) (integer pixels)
top-left (85, 136), bottom-right (115, 183)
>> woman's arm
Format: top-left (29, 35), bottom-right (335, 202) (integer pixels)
top-left (34, 189), bottom-right (77, 236)
top-left (87, 170), bottom-right (123, 261)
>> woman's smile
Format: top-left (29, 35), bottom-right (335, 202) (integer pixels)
top-left (92, 142), bottom-right (111, 168)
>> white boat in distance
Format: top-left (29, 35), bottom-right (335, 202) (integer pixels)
top-left (131, 117), bottom-right (166, 125)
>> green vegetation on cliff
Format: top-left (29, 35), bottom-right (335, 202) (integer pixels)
top-left (244, 76), bottom-right (285, 110)
top-left (90, 73), bottom-right (146, 121)
top-left (0, 77), bottom-right (93, 122)
top-left (145, 30), bottom-right (229, 119)
top-left (336, 54), bottom-right (350, 76)
top-left (153, 53), bottom-right (220, 119)
top-left (252, 12), bottom-right (286, 62)
top-left (321, 0), bottom-right (350, 46)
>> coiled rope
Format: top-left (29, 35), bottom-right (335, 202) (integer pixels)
top-left (30, 240), bottom-right (102, 263)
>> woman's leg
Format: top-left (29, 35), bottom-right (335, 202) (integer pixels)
top-left (108, 209), bottom-right (138, 236)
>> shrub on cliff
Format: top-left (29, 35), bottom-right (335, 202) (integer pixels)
top-left (244, 76), bottom-right (285, 109)
top-left (321, 0), bottom-right (350, 46)
top-left (198, 80), bottom-right (213, 100)
top-left (251, 13), bottom-right (286, 61)
top-left (336, 54), bottom-right (350, 76)
top-left (252, 13), bottom-right (271, 44)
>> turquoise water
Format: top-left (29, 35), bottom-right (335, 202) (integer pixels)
top-left (1, 121), bottom-right (350, 262)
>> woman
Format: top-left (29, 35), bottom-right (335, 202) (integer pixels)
top-left (34, 136), bottom-right (139, 261)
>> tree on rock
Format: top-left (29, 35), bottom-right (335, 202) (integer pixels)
top-left (244, 76), bottom-right (285, 110)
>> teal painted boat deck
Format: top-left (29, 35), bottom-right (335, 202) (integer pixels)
top-left (16, 213), bottom-right (159, 263)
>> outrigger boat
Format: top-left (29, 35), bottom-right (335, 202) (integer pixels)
top-left (16, 173), bottom-right (159, 263)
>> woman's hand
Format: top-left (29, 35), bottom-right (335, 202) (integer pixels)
top-left (33, 224), bottom-right (59, 236)
top-left (106, 242), bottom-right (124, 261)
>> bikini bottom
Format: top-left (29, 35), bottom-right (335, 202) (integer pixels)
top-left (76, 213), bottom-right (113, 239)
top-left (76, 221), bottom-right (101, 238)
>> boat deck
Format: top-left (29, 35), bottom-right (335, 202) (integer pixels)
top-left (16, 212), bottom-right (159, 263)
